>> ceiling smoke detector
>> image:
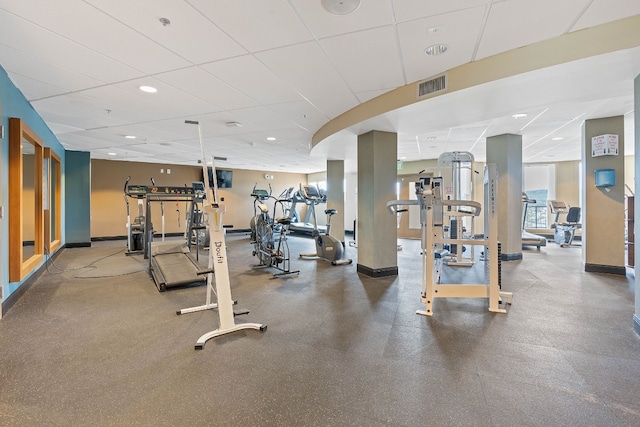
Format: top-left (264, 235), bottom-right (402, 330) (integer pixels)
top-left (321, 0), bottom-right (361, 15)
top-left (225, 121), bottom-right (242, 127)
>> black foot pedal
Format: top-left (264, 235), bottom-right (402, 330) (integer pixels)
top-left (233, 309), bottom-right (250, 317)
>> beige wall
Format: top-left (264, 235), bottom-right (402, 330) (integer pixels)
top-left (555, 160), bottom-right (581, 208)
top-left (90, 159), bottom-right (307, 238)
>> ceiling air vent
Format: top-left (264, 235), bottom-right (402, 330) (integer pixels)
top-left (417, 74), bottom-right (447, 99)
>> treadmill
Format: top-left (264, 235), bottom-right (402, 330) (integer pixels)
top-left (142, 184), bottom-right (206, 292)
top-left (288, 188), bottom-right (327, 234)
top-left (521, 193), bottom-right (547, 249)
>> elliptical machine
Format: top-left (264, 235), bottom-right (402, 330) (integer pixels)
top-left (299, 184), bottom-right (352, 266)
top-left (123, 176), bottom-right (149, 255)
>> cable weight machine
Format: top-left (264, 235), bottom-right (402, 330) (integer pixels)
top-left (388, 164), bottom-right (512, 316)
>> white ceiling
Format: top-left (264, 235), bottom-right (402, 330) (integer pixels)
top-left (1, 0), bottom-right (639, 174)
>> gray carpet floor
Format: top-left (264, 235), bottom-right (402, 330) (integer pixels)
top-left (1, 233), bottom-right (639, 426)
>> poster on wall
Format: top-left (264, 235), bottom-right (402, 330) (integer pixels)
top-left (591, 134), bottom-right (619, 157)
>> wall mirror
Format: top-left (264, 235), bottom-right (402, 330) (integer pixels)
top-left (44, 148), bottom-right (62, 253)
top-left (9, 118), bottom-right (44, 282)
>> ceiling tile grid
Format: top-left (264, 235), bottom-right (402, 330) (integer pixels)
top-left (0, 1), bottom-right (638, 173)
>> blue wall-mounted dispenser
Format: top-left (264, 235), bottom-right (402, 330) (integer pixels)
top-left (594, 168), bottom-right (616, 188)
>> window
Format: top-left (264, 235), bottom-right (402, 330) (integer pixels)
top-left (523, 164), bottom-right (555, 229)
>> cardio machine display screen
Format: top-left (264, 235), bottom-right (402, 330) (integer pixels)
top-left (303, 185), bottom-right (320, 198)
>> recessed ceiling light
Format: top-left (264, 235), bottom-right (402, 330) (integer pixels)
top-left (139, 85), bottom-right (157, 93)
top-left (321, 0), bottom-right (361, 15)
top-left (108, 152), bottom-right (117, 156)
top-left (225, 121), bottom-right (242, 128)
top-left (512, 113), bottom-right (528, 119)
top-left (552, 137), bottom-right (563, 141)
top-left (425, 44), bottom-right (448, 56)
top-left (125, 135), bottom-right (136, 139)
top-left (267, 137), bottom-right (276, 141)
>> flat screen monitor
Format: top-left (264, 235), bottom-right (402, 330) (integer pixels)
top-left (203, 168), bottom-right (233, 188)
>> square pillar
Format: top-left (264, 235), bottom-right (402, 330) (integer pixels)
top-left (581, 116), bottom-right (625, 275)
top-left (486, 134), bottom-right (523, 260)
top-left (326, 160), bottom-right (346, 243)
top-left (357, 130), bottom-right (397, 277)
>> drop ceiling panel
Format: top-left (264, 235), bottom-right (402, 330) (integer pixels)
top-left (392, 0), bottom-right (491, 23)
top-left (153, 67), bottom-right (260, 111)
top-left (268, 100), bottom-right (329, 133)
top-left (310, 91), bottom-right (361, 121)
top-left (255, 41), bottom-right (359, 111)
top-left (290, 0), bottom-right (394, 39)
top-left (89, 78), bottom-right (219, 120)
top-left (200, 55), bottom-right (303, 105)
top-left (572, 0), bottom-right (640, 31)
top-left (189, 0), bottom-right (313, 52)
top-left (223, 105), bottom-right (300, 133)
top-left (355, 88), bottom-right (392, 104)
top-left (319, 26), bottom-right (405, 93)
top-left (0, 48), bottom-right (86, 97)
top-left (2, 70), bottom-right (73, 101)
top-left (1, 0), bottom-right (189, 75)
top-left (34, 94), bottom-right (126, 131)
top-left (0, 11), bottom-right (140, 86)
top-left (475, 0), bottom-right (587, 60)
top-left (397, 7), bottom-right (486, 83)
top-left (86, 0), bottom-right (248, 64)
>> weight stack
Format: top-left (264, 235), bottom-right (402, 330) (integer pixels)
top-left (483, 241), bottom-right (503, 289)
top-left (450, 219), bottom-right (458, 255)
top-left (498, 242), bottom-right (502, 289)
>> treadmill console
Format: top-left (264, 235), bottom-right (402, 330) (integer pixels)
top-left (148, 186), bottom-right (195, 195)
top-left (301, 185), bottom-right (321, 200)
top-left (251, 189), bottom-right (270, 199)
top-left (127, 185), bottom-right (148, 195)
top-left (548, 200), bottom-right (569, 213)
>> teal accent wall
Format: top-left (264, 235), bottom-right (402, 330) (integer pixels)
top-left (0, 64), bottom-right (66, 303)
top-left (65, 151), bottom-right (91, 246)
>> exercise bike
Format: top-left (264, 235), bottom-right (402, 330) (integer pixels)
top-left (549, 200), bottom-right (582, 247)
top-left (299, 184), bottom-right (352, 266)
top-left (250, 185), bottom-right (299, 276)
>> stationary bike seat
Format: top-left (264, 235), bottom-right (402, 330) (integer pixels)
top-left (324, 209), bottom-right (337, 215)
top-left (276, 216), bottom-right (291, 225)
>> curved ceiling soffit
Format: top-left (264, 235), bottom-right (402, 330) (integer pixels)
top-left (311, 14), bottom-right (640, 152)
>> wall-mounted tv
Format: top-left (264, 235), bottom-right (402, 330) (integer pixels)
top-left (203, 168), bottom-right (233, 189)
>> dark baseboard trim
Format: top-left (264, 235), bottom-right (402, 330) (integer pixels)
top-left (92, 235), bottom-right (127, 241)
top-left (2, 245), bottom-right (65, 317)
top-left (66, 242), bottom-right (92, 248)
top-left (356, 264), bottom-right (398, 278)
top-left (634, 315), bottom-right (640, 337)
top-left (501, 253), bottom-right (523, 261)
top-left (584, 263), bottom-right (626, 275)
